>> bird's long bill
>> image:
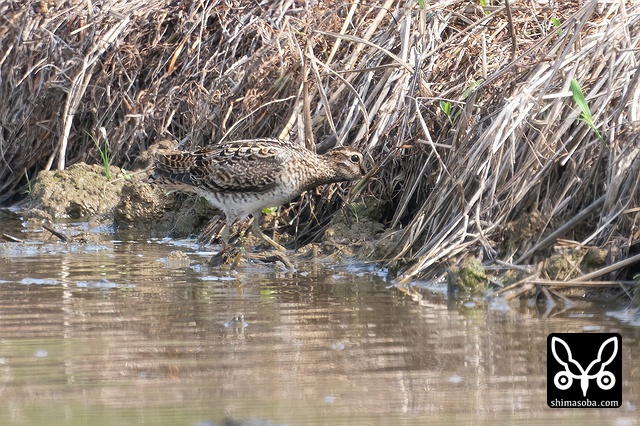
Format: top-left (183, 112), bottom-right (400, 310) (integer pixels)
top-left (348, 176), bottom-right (368, 200)
top-left (348, 163), bottom-right (376, 200)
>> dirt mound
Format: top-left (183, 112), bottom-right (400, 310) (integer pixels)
top-left (30, 163), bottom-right (125, 219)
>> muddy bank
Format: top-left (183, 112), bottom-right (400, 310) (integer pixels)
top-left (25, 160), bottom-right (386, 250)
top-left (29, 163), bottom-right (125, 220)
top-left (14, 162), bottom-right (388, 275)
top-left (20, 161), bottom-right (640, 313)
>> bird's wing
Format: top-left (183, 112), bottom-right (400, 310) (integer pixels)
top-left (190, 141), bottom-right (286, 193)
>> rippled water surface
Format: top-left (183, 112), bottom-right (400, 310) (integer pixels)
top-left (0, 209), bottom-right (638, 425)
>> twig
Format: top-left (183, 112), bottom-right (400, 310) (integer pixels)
top-left (568, 252), bottom-right (640, 283)
top-left (43, 224), bottom-right (68, 243)
top-left (528, 280), bottom-right (636, 287)
top-left (504, 0), bottom-right (517, 62)
top-left (2, 233), bottom-right (24, 243)
top-left (495, 275), bottom-right (537, 295)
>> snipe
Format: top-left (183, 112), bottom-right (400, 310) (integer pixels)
top-left (150, 138), bottom-right (366, 251)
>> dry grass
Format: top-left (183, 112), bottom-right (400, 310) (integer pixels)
top-left (1, 0), bottom-right (640, 294)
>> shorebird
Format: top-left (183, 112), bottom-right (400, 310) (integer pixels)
top-left (150, 138), bottom-right (366, 251)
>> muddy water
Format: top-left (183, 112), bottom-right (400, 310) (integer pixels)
top-left (0, 209), bottom-right (638, 425)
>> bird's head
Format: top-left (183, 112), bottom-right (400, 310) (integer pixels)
top-left (324, 147), bottom-right (366, 182)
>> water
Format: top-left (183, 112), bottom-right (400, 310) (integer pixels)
top-left (0, 209), bottom-right (638, 425)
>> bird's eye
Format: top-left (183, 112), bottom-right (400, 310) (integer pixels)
top-left (350, 154), bottom-right (360, 163)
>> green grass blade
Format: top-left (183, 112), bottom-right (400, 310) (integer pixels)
top-left (85, 130), bottom-right (111, 180)
top-left (570, 79), bottom-right (593, 122)
top-left (570, 79), bottom-right (604, 143)
top-left (23, 168), bottom-right (32, 194)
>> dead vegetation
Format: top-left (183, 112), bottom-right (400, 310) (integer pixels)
top-left (1, 0), bottom-right (640, 304)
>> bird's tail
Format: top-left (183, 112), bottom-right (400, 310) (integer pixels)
top-left (149, 149), bottom-right (197, 191)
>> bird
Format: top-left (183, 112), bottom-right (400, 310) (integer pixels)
top-left (150, 138), bottom-right (366, 251)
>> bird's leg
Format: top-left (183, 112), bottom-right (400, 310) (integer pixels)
top-left (251, 212), bottom-right (286, 251)
top-left (219, 215), bottom-right (244, 253)
top-left (197, 215), bottom-right (225, 246)
top-left (220, 222), bottom-right (231, 248)
top-left (209, 216), bottom-right (243, 268)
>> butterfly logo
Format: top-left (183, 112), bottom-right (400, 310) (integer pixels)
top-left (551, 336), bottom-right (617, 397)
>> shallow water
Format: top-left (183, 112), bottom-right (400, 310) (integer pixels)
top-left (0, 209), bottom-right (638, 425)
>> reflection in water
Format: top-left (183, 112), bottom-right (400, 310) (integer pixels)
top-left (0, 212), bottom-right (638, 425)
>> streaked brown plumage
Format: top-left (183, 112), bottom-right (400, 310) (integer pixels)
top-left (150, 138), bottom-right (366, 250)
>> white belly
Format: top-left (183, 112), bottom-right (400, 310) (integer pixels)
top-left (195, 186), bottom-right (295, 221)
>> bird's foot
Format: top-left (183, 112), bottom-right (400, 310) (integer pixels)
top-left (208, 244), bottom-right (294, 270)
top-left (248, 251), bottom-right (295, 269)
top-left (208, 245), bottom-right (245, 270)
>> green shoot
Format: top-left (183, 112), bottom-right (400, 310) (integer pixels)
top-left (346, 202), bottom-right (360, 223)
top-left (551, 17), bottom-right (562, 36)
top-left (120, 169), bottom-right (133, 181)
top-left (439, 80), bottom-right (483, 126)
top-left (86, 130), bottom-right (111, 180)
top-left (462, 79), bottom-right (483, 100)
top-left (416, 0), bottom-right (425, 8)
top-left (478, 0), bottom-right (489, 14)
top-left (262, 206), bottom-right (278, 215)
top-left (439, 100), bottom-right (454, 125)
top-left (23, 168), bottom-right (32, 195)
top-left (569, 79), bottom-right (604, 143)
